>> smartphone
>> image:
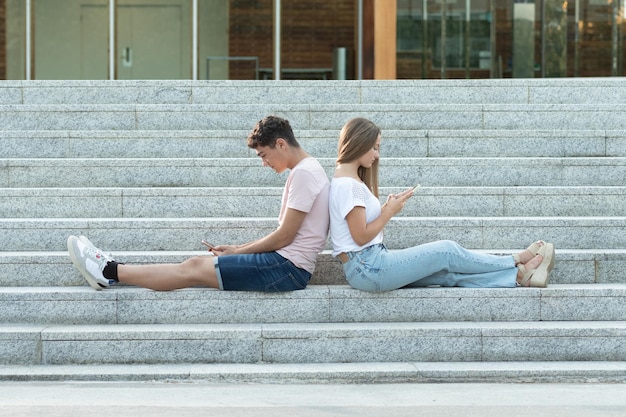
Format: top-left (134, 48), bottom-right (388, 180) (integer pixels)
top-left (201, 240), bottom-right (215, 250)
top-left (411, 184), bottom-right (421, 191)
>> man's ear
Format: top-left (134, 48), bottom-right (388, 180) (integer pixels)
top-left (276, 138), bottom-right (287, 150)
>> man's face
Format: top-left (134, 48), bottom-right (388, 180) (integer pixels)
top-left (255, 139), bottom-right (288, 173)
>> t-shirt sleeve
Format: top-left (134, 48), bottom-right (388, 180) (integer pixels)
top-left (286, 166), bottom-right (320, 214)
top-left (337, 180), bottom-right (366, 220)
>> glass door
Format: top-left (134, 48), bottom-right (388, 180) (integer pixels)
top-left (397, 0), bottom-right (492, 79)
top-left (33, 0), bottom-right (108, 79)
top-left (29, 0), bottom-right (191, 80)
top-left (116, 0), bottom-right (192, 79)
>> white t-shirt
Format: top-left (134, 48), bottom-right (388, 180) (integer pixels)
top-left (329, 177), bottom-right (383, 257)
top-left (276, 157), bottom-right (330, 273)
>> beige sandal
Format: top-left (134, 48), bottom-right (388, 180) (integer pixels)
top-left (518, 243), bottom-right (554, 288)
top-left (513, 240), bottom-right (546, 266)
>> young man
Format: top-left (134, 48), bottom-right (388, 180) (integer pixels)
top-left (68, 115), bottom-right (330, 292)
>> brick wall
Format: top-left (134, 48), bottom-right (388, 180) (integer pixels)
top-left (228, 0), bottom-right (355, 79)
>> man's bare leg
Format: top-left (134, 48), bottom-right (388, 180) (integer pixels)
top-left (118, 256), bottom-right (219, 291)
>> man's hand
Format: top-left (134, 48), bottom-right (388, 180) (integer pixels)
top-left (209, 245), bottom-right (239, 256)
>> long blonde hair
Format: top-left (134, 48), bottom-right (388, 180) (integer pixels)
top-left (336, 118), bottom-right (381, 197)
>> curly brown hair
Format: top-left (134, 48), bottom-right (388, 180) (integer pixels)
top-left (247, 115), bottom-right (300, 149)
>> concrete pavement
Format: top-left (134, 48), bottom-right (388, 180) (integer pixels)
top-left (1, 381), bottom-right (626, 417)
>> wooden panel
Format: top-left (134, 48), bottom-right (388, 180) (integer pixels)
top-left (362, 0), bottom-right (396, 79)
top-left (0, 0), bottom-right (5, 79)
top-left (362, 0), bottom-right (375, 79)
top-left (373, 0), bottom-right (396, 79)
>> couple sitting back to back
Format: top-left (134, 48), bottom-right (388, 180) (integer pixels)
top-left (69, 115), bottom-right (554, 292)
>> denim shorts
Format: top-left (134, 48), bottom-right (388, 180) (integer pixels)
top-left (214, 251), bottom-right (311, 292)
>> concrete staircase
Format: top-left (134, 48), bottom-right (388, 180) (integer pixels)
top-left (1, 79), bottom-right (626, 383)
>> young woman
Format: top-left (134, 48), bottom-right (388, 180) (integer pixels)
top-left (329, 117), bottom-right (554, 292)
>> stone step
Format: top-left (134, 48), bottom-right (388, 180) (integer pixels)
top-left (3, 79), bottom-right (626, 105)
top-left (1, 103), bottom-right (626, 131)
top-left (3, 320), bottom-right (626, 365)
top-left (1, 78), bottom-right (623, 385)
top-left (2, 129), bottom-right (625, 159)
top-left (0, 217), bottom-right (623, 251)
top-left (0, 284), bottom-right (625, 325)
top-left (2, 186), bottom-right (625, 218)
top-left (0, 249), bottom-right (623, 287)
top-left (2, 157), bottom-right (626, 187)
top-left (1, 361), bottom-right (625, 383)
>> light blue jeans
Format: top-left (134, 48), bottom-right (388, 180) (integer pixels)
top-left (341, 240), bottom-right (517, 292)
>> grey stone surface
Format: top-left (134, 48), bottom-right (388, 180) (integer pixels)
top-left (0, 288), bottom-right (116, 325)
top-left (426, 129), bottom-right (610, 157)
top-left (482, 104), bottom-right (626, 130)
top-left (0, 160), bottom-right (7, 187)
top-left (2, 217), bottom-right (626, 252)
top-left (4, 102), bottom-right (626, 131)
top-left (0, 104), bottom-right (137, 130)
top-left (4, 157), bottom-right (290, 188)
top-left (2, 362), bottom-right (626, 384)
top-left (5, 157), bottom-right (626, 188)
top-left (0, 187), bottom-right (282, 218)
top-left (5, 321), bottom-right (621, 365)
top-left (482, 321), bottom-right (626, 361)
top-left (192, 82), bottom-right (361, 104)
top-left (606, 130), bottom-right (626, 156)
top-left (4, 284), bottom-right (626, 324)
top-left (5, 129), bottom-right (624, 159)
top-left (3, 78), bottom-right (625, 105)
top-left (0, 86), bottom-right (23, 104)
top-left (383, 217), bottom-right (626, 250)
top-left (115, 286), bottom-right (331, 324)
top-left (5, 186), bottom-right (626, 218)
top-left (2, 79), bottom-right (626, 382)
top-left (41, 324), bottom-right (262, 365)
top-left (540, 284), bottom-right (626, 320)
top-left (0, 326), bottom-right (45, 365)
top-left (327, 286), bottom-right (540, 323)
top-left (22, 81), bottom-right (193, 105)
top-left (528, 80), bottom-right (626, 104)
top-left (359, 81), bottom-right (529, 104)
top-left (262, 324), bottom-right (482, 363)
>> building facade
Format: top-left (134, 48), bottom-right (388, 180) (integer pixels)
top-left (0, 0), bottom-right (624, 80)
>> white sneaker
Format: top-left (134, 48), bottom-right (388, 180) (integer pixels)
top-left (78, 235), bottom-right (97, 250)
top-left (67, 235), bottom-right (116, 290)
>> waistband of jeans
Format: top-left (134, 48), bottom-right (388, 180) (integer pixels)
top-left (337, 243), bottom-right (384, 264)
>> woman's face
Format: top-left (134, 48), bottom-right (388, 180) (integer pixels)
top-left (357, 133), bottom-right (381, 168)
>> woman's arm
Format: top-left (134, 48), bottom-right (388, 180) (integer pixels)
top-left (345, 192), bottom-right (411, 246)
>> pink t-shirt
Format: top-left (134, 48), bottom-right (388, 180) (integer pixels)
top-left (276, 157), bottom-right (330, 273)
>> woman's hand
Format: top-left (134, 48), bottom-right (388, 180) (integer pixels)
top-left (394, 186), bottom-right (417, 199)
top-left (382, 187), bottom-right (414, 215)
